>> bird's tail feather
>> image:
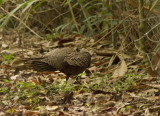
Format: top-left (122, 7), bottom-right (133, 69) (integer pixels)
top-left (23, 58), bottom-right (56, 72)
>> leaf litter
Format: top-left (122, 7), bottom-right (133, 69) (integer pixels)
top-left (0, 29), bottom-right (160, 115)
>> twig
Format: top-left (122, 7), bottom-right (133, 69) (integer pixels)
top-left (43, 11), bottom-right (70, 31)
top-left (90, 22), bottom-right (122, 47)
top-left (0, 7), bottom-right (43, 39)
top-left (68, 1), bottom-right (80, 34)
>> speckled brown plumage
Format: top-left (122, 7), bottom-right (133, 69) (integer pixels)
top-left (25, 48), bottom-right (91, 81)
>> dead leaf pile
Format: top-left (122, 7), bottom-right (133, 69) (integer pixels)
top-left (0, 29), bottom-right (159, 115)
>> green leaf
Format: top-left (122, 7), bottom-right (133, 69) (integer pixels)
top-left (22, 0), bottom-right (39, 14)
top-left (0, 0), bottom-right (4, 5)
top-left (80, 25), bottom-right (85, 34)
top-left (2, 79), bottom-right (10, 82)
top-left (22, 0), bottom-right (45, 21)
top-left (148, 0), bottom-right (159, 15)
top-left (0, 0), bottom-right (40, 27)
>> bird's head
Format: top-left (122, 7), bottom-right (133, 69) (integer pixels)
top-left (80, 48), bottom-right (92, 57)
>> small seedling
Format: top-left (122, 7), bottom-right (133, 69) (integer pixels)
top-left (1, 53), bottom-right (15, 64)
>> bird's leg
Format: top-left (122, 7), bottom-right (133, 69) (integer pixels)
top-left (65, 75), bottom-right (70, 85)
top-left (75, 75), bottom-right (81, 84)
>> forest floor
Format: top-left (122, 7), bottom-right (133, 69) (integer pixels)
top-left (0, 29), bottom-right (160, 116)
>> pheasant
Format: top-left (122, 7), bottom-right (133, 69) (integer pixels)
top-left (24, 47), bottom-right (91, 82)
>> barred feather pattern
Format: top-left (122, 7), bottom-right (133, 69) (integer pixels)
top-left (25, 48), bottom-right (91, 77)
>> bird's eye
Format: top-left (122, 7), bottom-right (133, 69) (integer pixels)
top-left (83, 52), bottom-right (90, 56)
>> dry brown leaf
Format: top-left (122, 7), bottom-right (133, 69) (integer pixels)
top-left (147, 51), bottom-right (160, 77)
top-left (88, 66), bottom-right (97, 73)
top-left (1, 43), bottom-right (9, 49)
top-left (147, 84), bottom-right (160, 89)
top-left (11, 58), bottom-right (24, 68)
top-left (112, 60), bottom-right (127, 78)
top-left (1, 47), bottom-right (26, 54)
top-left (46, 105), bottom-right (59, 111)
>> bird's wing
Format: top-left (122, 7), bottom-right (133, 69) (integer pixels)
top-left (42, 48), bottom-right (73, 70)
top-left (64, 52), bottom-right (90, 67)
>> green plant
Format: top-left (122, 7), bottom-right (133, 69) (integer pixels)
top-left (119, 105), bottom-right (131, 113)
top-left (45, 29), bottom-right (61, 39)
top-left (84, 72), bottom-right (144, 93)
top-left (29, 96), bottom-right (40, 106)
top-left (47, 84), bottom-right (60, 95)
top-left (111, 73), bottom-right (145, 93)
top-left (87, 73), bottom-right (110, 91)
top-left (0, 88), bottom-right (9, 94)
top-left (2, 79), bottom-right (10, 82)
top-left (1, 53), bottom-right (14, 64)
top-left (0, 0), bottom-right (46, 27)
top-left (5, 108), bottom-right (14, 114)
top-left (15, 82), bottom-right (42, 98)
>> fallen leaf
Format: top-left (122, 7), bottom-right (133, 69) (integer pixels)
top-left (112, 60), bottom-right (127, 78)
top-left (46, 105), bottom-right (59, 111)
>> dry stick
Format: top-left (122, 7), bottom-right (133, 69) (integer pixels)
top-left (147, 53), bottom-right (154, 70)
top-left (134, 22), bottom-right (160, 55)
top-left (146, 34), bottom-right (160, 43)
top-left (43, 11), bottom-right (70, 31)
top-left (135, 22), bottom-right (160, 43)
top-left (68, 2), bottom-right (80, 34)
top-left (91, 9), bottom-right (139, 49)
top-left (90, 22), bottom-right (122, 48)
top-left (0, 7), bottom-right (43, 39)
top-left (119, 22), bottom-right (160, 55)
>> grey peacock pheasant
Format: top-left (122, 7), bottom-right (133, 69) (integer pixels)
top-left (24, 47), bottom-right (91, 82)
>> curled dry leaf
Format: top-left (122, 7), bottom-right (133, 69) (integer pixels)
top-left (46, 105), bottom-right (59, 111)
top-left (1, 46), bottom-right (26, 54)
top-left (11, 58), bottom-right (25, 68)
top-left (1, 43), bottom-right (9, 49)
top-left (112, 59), bottom-right (127, 78)
top-left (88, 66), bottom-right (97, 73)
top-left (10, 75), bottom-right (19, 80)
top-left (147, 51), bottom-right (160, 77)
